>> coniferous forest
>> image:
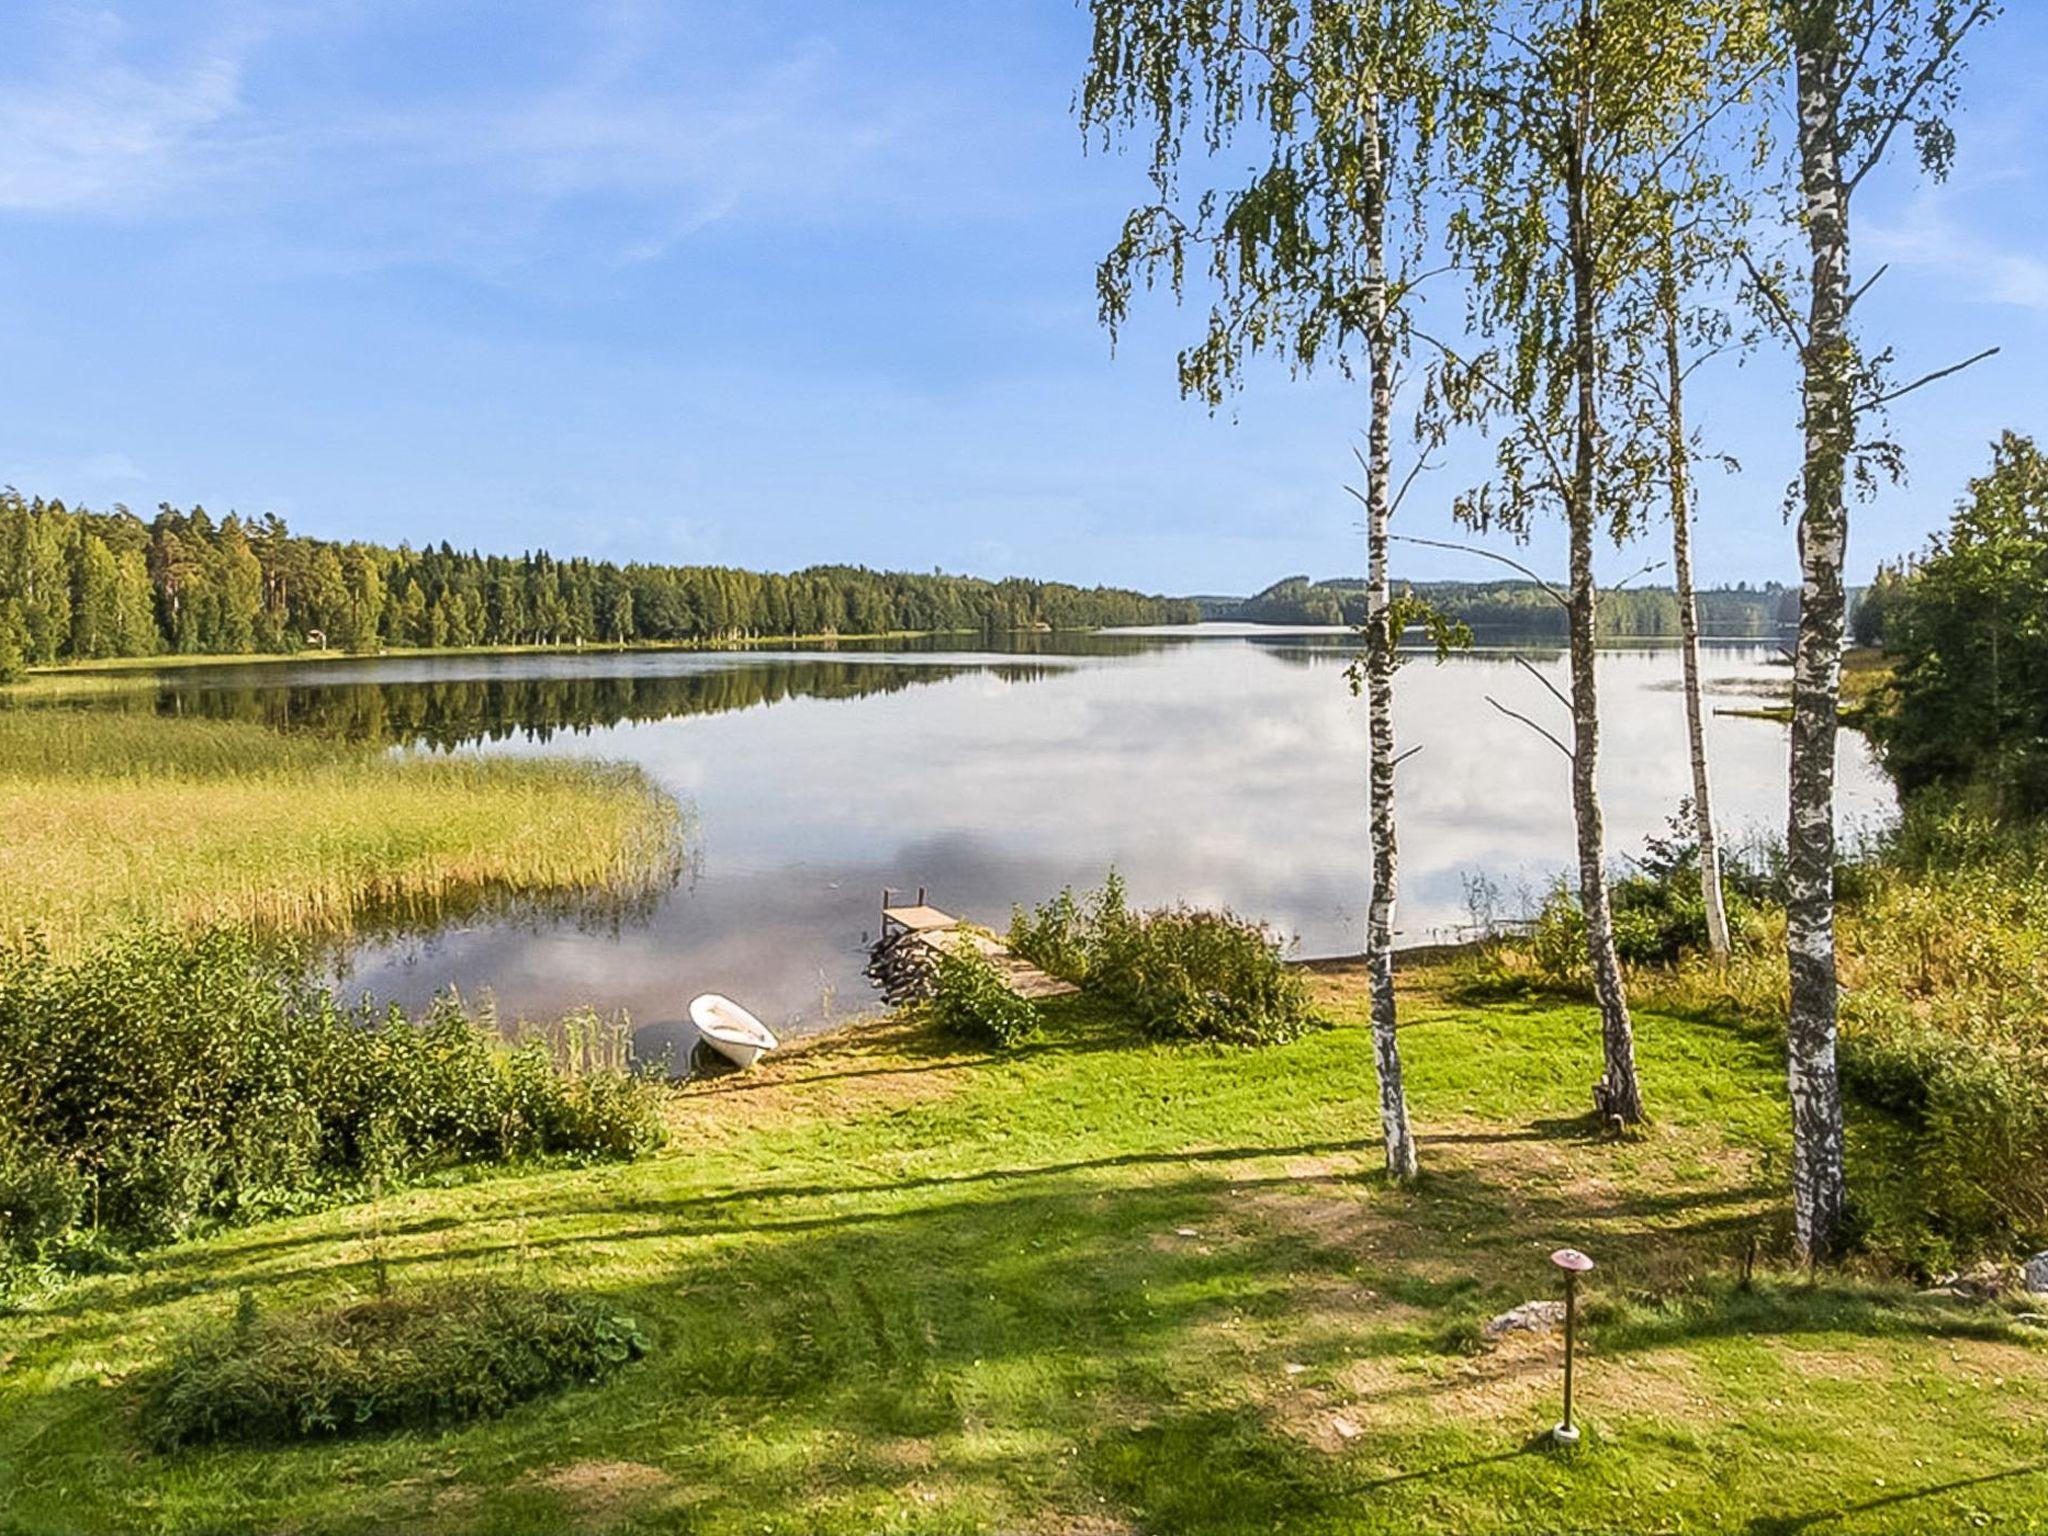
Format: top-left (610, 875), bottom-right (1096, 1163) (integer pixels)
top-left (0, 492), bottom-right (1198, 671)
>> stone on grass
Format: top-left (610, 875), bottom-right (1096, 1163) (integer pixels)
top-left (1484, 1300), bottom-right (1566, 1338)
top-left (2023, 1252), bottom-right (2048, 1297)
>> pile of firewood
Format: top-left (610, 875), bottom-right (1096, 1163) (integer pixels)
top-left (865, 930), bottom-right (939, 1005)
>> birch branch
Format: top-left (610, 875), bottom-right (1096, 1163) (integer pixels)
top-left (1865, 347), bottom-right (1999, 409)
top-left (1391, 534), bottom-right (1571, 611)
top-left (1487, 696), bottom-right (1575, 761)
top-left (1509, 653), bottom-right (1574, 716)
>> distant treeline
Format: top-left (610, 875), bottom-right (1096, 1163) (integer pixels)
top-left (1222, 574), bottom-right (1807, 636)
top-left (0, 493), bottom-right (1199, 670)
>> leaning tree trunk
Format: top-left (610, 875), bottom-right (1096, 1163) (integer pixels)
top-left (1661, 271), bottom-right (1731, 957)
top-left (1564, 98), bottom-right (1644, 1125)
top-left (1785, 25), bottom-right (1851, 1263)
top-left (1360, 96), bottom-right (1419, 1182)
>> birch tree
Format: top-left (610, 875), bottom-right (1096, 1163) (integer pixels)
top-left (1657, 244), bottom-right (1732, 958)
top-left (1081, 0), bottom-right (1464, 1179)
top-left (1637, 196), bottom-right (1751, 959)
top-left (1753, 0), bottom-right (1999, 1262)
top-left (1429, 0), bottom-right (1768, 1123)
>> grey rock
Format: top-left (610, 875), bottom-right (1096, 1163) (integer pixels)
top-left (1485, 1300), bottom-right (1567, 1337)
top-left (2023, 1251), bottom-right (2048, 1296)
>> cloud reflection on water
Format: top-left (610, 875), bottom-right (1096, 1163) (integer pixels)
top-left (326, 632), bottom-right (1891, 1036)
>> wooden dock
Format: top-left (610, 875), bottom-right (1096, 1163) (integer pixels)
top-left (880, 893), bottom-right (1078, 1001)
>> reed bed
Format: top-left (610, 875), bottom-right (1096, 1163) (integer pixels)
top-left (0, 709), bottom-right (685, 957)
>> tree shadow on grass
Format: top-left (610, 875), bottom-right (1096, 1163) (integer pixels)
top-left (1741, 1462), bottom-right (2048, 1535)
top-left (12, 1115), bottom-right (2045, 1535)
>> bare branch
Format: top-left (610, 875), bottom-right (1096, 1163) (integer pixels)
top-left (1391, 744), bottom-right (1425, 769)
top-left (1737, 248), bottom-right (1802, 345)
top-left (1391, 533), bottom-right (1570, 611)
top-left (1387, 451), bottom-right (1439, 518)
top-left (1487, 696), bottom-right (1575, 761)
top-left (1865, 346), bottom-right (1999, 409)
top-left (1608, 558), bottom-right (1670, 593)
top-left (1509, 652), bottom-right (1573, 715)
top-left (1845, 262), bottom-right (1891, 313)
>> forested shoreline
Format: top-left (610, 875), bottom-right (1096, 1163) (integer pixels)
top-left (1225, 574), bottom-right (1806, 636)
top-left (0, 493), bottom-right (1198, 673)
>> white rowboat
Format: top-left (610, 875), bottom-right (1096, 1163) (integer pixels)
top-left (689, 993), bottom-right (779, 1069)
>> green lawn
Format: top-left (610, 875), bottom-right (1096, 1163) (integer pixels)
top-left (2, 965), bottom-right (2043, 1535)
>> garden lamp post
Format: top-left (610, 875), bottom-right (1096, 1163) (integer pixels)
top-left (1550, 1247), bottom-right (1595, 1445)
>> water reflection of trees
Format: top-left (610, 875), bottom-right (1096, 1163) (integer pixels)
top-left (1247, 631), bottom-right (1569, 667)
top-left (150, 658), bottom-right (1068, 749)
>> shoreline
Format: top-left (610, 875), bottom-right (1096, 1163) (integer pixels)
top-left (5, 626), bottom-right (1105, 685)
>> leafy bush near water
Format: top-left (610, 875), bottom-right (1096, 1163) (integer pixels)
top-left (142, 1281), bottom-right (649, 1450)
top-left (0, 928), bottom-right (665, 1263)
top-left (1009, 874), bottom-right (1319, 1045)
top-left (1525, 808), bottom-right (1771, 986)
top-left (928, 944), bottom-right (1041, 1047)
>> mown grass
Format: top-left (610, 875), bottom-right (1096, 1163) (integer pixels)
top-left (0, 709), bottom-right (685, 956)
top-left (2, 964), bottom-right (2041, 1535)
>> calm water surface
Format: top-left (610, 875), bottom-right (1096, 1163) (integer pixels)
top-left (148, 627), bottom-right (1894, 1056)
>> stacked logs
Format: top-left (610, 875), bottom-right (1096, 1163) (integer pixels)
top-left (866, 929), bottom-right (940, 1005)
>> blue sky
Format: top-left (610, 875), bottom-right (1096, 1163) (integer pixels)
top-left (2, 1), bottom-right (2044, 594)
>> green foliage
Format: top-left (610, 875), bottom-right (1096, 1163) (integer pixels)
top-left (0, 928), bottom-right (665, 1257)
top-left (1626, 794), bottom-right (2048, 1263)
top-left (141, 1282), bottom-right (649, 1450)
top-left (0, 490), bottom-right (1194, 665)
top-left (1841, 1016), bottom-right (2048, 1268)
top-left (0, 599), bottom-right (26, 683)
top-left (1011, 876), bottom-right (1319, 1045)
top-left (1080, 0), bottom-right (1454, 408)
top-left (1851, 562), bottom-right (1909, 648)
top-left (1525, 808), bottom-right (1765, 986)
top-left (0, 1141), bottom-right (86, 1259)
top-left (1869, 431), bottom-right (2048, 813)
top-left (927, 944), bottom-right (1042, 1048)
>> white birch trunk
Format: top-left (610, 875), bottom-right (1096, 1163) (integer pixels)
top-left (1786, 19), bottom-right (1851, 1261)
top-left (1361, 94), bottom-right (1419, 1182)
top-left (1565, 27), bottom-right (1644, 1125)
top-left (1661, 273), bottom-right (1731, 957)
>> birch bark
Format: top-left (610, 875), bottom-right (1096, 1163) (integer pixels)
top-left (1360, 93), bottom-right (1420, 1182)
top-left (1661, 272), bottom-right (1732, 957)
top-left (1786, 18), bottom-right (1851, 1261)
top-left (1564, 26), bottom-right (1644, 1124)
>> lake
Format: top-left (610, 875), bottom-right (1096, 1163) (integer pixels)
top-left (145, 627), bottom-right (1894, 1057)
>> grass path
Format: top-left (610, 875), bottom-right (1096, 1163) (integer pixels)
top-left (2, 968), bottom-right (2043, 1534)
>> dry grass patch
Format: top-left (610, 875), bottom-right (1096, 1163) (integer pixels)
top-left (529, 1459), bottom-right (679, 1524)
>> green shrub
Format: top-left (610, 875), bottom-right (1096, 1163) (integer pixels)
top-left (928, 944), bottom-right (1041, 1047)
top-left (1841, 1013), bottom-right (2048, 1261)
top-left (1006, 884), bottom-right (1093, 984)
top-left (1114, 906), bottom-right (1318, 1045)
top-left (0, 1143), bottom-right (86, 1259)
top-left (0, 928), bottom-right (666, 1255)
top-left (141, 1282), bottom-right (649, 1450)
top-left (1522, 808), bottom-right (1770, 988)
top-left (1011, 875), bottom-right (1318, 1046)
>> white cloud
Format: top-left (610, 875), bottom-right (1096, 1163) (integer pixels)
top-left (1867, 199), bottom-right (2048, 317)
top-left (0, 10), bottom-right (251, 214)
top-left (0, 4), bottom-right (927, 270)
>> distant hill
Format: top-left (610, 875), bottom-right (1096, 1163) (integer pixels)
top-left (1215, 575), bottom-right (1811, 637)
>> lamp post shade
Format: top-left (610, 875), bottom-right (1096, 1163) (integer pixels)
top-left (1551, 1248), bottom-right (1595, 1274)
